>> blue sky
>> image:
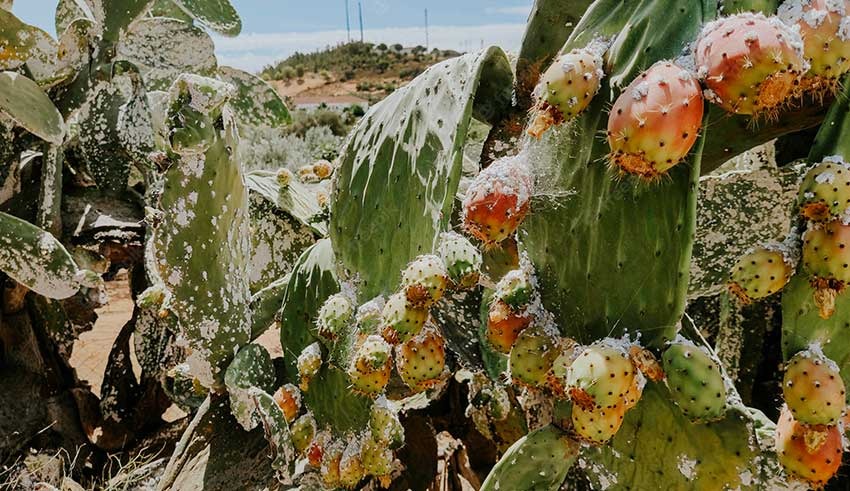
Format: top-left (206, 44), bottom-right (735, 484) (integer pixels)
top-left (13, 1), bottom-right (533, 71)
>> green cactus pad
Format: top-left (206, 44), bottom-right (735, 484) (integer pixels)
top-left (244, 170), bottom-right (327, 236)
top-left (0, 11), bottom-right (58, 84)
top-left (720, 0), bottom-right (778, 13)
top-left (662, 340), bottom-right (728, 422)
top-left (225, 344), bottom-right (276, 431)
top-left (217, 66), bottom-right (290, 128)
top-left (0, 211), bottom-right (80, 299)
top-left (171, 0), bottom-right (242, 36)
top-left (249, 274), bottom-right (289, 340)
top-left (329, 47), bottom-right (512, 298)
top-left (480, 424), bottom-right (579, 491)
top-left (0, 72), bottom-right (64, 144)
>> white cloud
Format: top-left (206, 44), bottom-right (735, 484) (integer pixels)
top-left (212, 23), bottom-right (526, 72)
top-left (485, 5), bottom-right (533, 16)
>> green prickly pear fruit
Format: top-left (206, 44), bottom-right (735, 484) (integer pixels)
top-left (779, 0), bottom-right (850, 96)
top-left (437, 231), bottom-right (482, 289)
top-left (297, 342), bottom-right (323, 391)
top-left (369, 400), bottom-right (405, 449)
top-left (356, 296), bottom-right (386, 333)
top-left (339, 437), bottom-right (366, 489)
top-left (321, 440), bottom-right (344, 488)
top-left (607, 61), bottom-right (704, 180)
top-left (528, 43), bottom-right (605, 139)
top-left (381, 292), bottom-right (428, 344)
top-left (623, 372), bottom-right (646, 410)
top-left (494, 269), bottom-right (533, 310)
top-left (776, 405), bottom-right (843, 488)
top-left (662, 339), bottom-right (728, 422)
top-left (509, 325), bottom-right (558, 388)
top-left (486, 300), bottom-right (532, 354)
top-left (290, 412), bottom-right (317, 454)
top-left (783, 346), bottom-right (846, 426)
top-left (361, 438), bottom-right (395, 482)
top-left (803, 220), bottom-right (850, 319)
top-left (400, 254), bottom-right (449, 308)
top-left (728, 244), bottom-right (796, 304)
top-left (273, 383), bottom-right (301, 424)
top-left (317, 292), bottom-right (355, 340)
top-left (566, 339), bottom-right (636, 410)
top-left (136, 285), bottom-right (166, 309)
top-left (462, 156), bottom-right (533, 246)
top-left (275, 168), bottom-right (293, 187)
top-left (571, 402), bottom-right (627, 445)
top-left (797, 157), bottom-right (850, 222)
top-left (395, 327), bottom-right (447, 392)
top-left (347, 335), bottom-right (393, 396)
top-left (695, 13), bottom-right (807, 117)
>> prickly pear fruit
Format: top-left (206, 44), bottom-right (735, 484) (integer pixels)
top-left (339, 438), bottom-right (365, 489)
top-left (528, 45), bottom-right (605, 138)
top-left (509, 325), bottom-right (558, 388)
top-left (623, 372), bottom-right (646, 410)
top-left (369, 401), bottom-right (405, 449)
top-left (571, 402), bottom-right (627, 445)
top-left (606, 61), bottom-right (704, 180)
top-left (462, 156), bottom-right (533, 245)
top-left (396, 327), bottom-right (447, 391)
top-left (276, 168), bottom-right (293, 187)
top-left (297, 342), bottom-right (323, 391)
top-left (321, 440), bottom-right (344, 488)
top-left (361, 438), bottom-right (395, 480)
top-left (803, 220), bottom-right (850, 319)
top-left (356, 296), bottom-right (386, 332)
top-left (347, 335), bottom-right (393, 396)
top-left (728, 244), bottom-right (796, 303)
top-left (494, 269), bottom-right (533, 310)
top-left (312, 159), bottom-right (333, 179)
top-left (486, 300), bottom-right (532, 354)
top-left (779, 0), bottom-right (850, 95)
top-left (566, 339), bottom-right (636, 410)
top-left (381, 292), bottom-right (428, 344)
top-left (548, 338), bottom-right (582, 398)
top-left (775, 405), bottom-right (843, 488)
top-left (400, 254), bottom-right (449, 308)
top-left (437, 231), bottom-right (482, 289)
top-left (695, 12), bottom-right (807, 116)
top-left (783, 346), bottom-right (846, 426)
top-left (307, 431), bottom-right (330, 467)
top-left (628, 345), bottom-right (665, 382)
top-left (798, 157), bottom-right (850, 222)
top-left (290, 412), bottom-right (317, 453)
top-left (273, 383), bottom-right (301, 423)
top-left (662, 340), bottom-right (728, 422)
top-left (317, 293), bottom-right (355, 340)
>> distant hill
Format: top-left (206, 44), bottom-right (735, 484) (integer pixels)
top-left (260, 42), bottom-right (461, 106)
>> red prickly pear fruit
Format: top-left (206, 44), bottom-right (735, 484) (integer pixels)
top-left (272, 383), bottom-right (301, 423)
top-left (566, 339), bottom-right (636, 410)
top-left (494, 269), bottom-right (534, 310)
top-left (607, 61), bottom-right (704, 180)
top-left (317, 293), bottom-right (355, 340)
top-left (437, 231), bottom-right (482, 289)
top-left (571, 401), bottom-right (627, 445)
top-left (339, 437), bottom-right (366, 489)
top-left (401, 254), bottom-right (449, 308)
top-left (662, 339), bottom-right (728, 423)
top-left (695, 13), bottom-right (807, 117)
top-left (779, 0), bottom-right (850, 96)
top-left (798, 157), bottom-right (850, 222)
top-left (381, 292), bottom-right (428, 344)
top-left (395, 326), bottom-right (447, 392)
top-left (321, 440), bottom-right (344, 488)
top-left (297, 342), bottom-right (323, 391)
top-left (528, 45), bottom-right (605, 139)
top-left (728, 244), bottom-right (796, 304)
top-left (290, 412), bottom-right (317, 454)
top-left (783, 346), bottom-right (846, 426)
top-left (462, 156), bottom-right (533, 246)
top-left (628, 345), bottom-right (665, 382)
top-left (802, 220), bottom-right (850, 319)
top-left (347, 335), bottom-right (393, 396)
top-left (776, 405), bottom-right (843, 488)
top-left (486, 300), bottom-right (532, 354)
top-left (509, 325), bottom-right (559, 388)
top-left (307, 431), bottom-right (331, 468)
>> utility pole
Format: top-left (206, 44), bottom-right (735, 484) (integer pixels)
top-left (345, 0), bottom-right (351, 42)
top-left (358, 2), bottom-right (364, 43)
top-left (425, 9), bottom-right (429, 50)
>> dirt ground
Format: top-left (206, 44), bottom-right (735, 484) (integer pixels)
top-left (69, 276), bottom-right (283, 420)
